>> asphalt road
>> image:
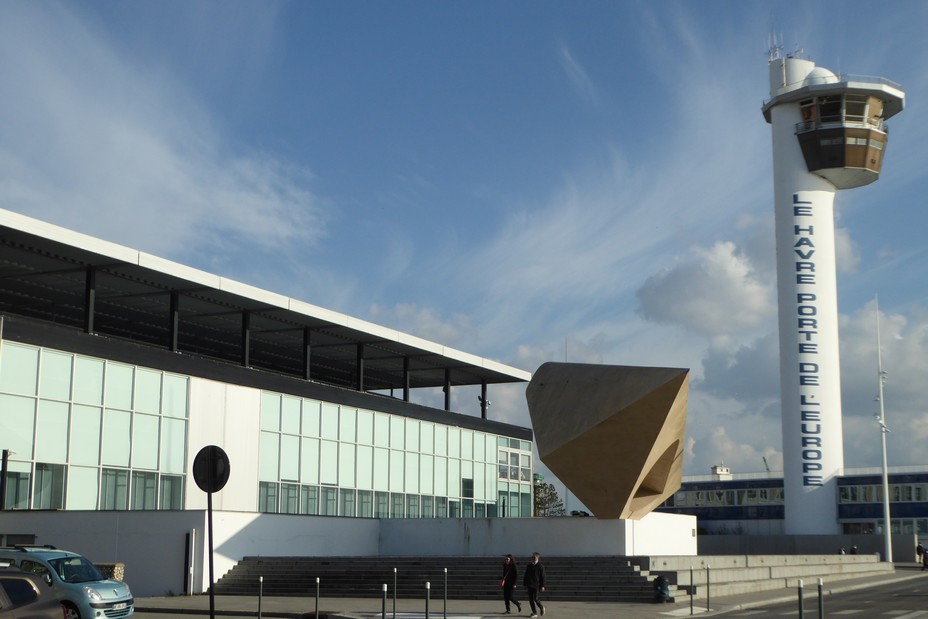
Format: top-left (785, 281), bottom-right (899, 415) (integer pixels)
top-left (719, 575), bottom-right (928, 617)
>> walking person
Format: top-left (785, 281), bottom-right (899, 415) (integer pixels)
top-left (523, 552), bottom-right (546, 617)
top-left (501, 554), bottom-right (522, 614)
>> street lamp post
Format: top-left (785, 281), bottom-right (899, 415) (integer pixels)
top-left (875, 296), bottom-right (892, 562)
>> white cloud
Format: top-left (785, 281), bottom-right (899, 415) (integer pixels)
top-left (637, 241), bottom-right (775, 336)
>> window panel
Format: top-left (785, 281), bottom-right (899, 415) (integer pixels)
top-left (260, 393), bottom-right (281, 432)
top-left (358, 490), bottom-right (373, 518)
top-left (102, 409), bottom-right (131, 467)
top-left (280, 434), bottom-right (300, 482)
top-left (320, 404), bottom-right (339, 440)
top-left (449, 459), bottom-right (461, 498)
top-left (105, 363), bottom-right (134, 411)
top-left (300, 438), bottom-right (320, 485)
top-left (421, 495), bottom-right (434, 518)
top-left (373, 414), bottom-right (389, 447)
top-left (133, 368), bottom-right (161, 414)
top-left (421, 422), bottom-right (434, 454)
top-left (160, 417), bottom-right (186, 475)
top-left (405, 453), bottom-right (419, 494)
top-left (259, 482), bottom-right (278, 513)
top-left (321, 487), bottom-right (337, 516)
top-left (302, 400), bottom-right (321, 437)
top-left (73, 357), bottom-right (104, 405)
top-left (357, 410), bottom-right (374, 445)
top-left (130, 471), bottom-right (158, 510)
top-left (259, 432), bottom-right (280, 482)
top-left (405, 420), bottom-right (420, 453)
top-left (339, 407), bottom-right (357, 443)
top-left (131, 413), bottom-right (159, 470)
top-left (162, 374), bottom-right (188, 418)
top-left (461, 430), bottom-right (473, 460)
top-left (486, 464), bottom-right (497, 499)
top-left (375, 491), bottom-right (389, 518)
top-left (390, 417), bottom-right (405, 449)
top-left (357, 445), bottom-right (373, 490)
top-left (39, 350), bottom-right (72, 401)
top-left (391, 492), bottom-right (405, 518)
top-left (373, 448), bottom-right (389, 491)
top-left (435, 496), bottom-right (448, 518)
top-left (448, 427), bottom-right (460, 458)
top-left (320, 440), bottom-right (338, 485)
top-left (70, 405), bottom-right (101, 466)
top-left (33, 463), bottom-right (65, 509)
top-left (160, 474), bottom-right (184, 509)
top-left (407, 494), bottom-right (420, 519)
top-left (0, 343), bottom-right (38, 395)
top-left (301, 485), bottom-right (318, 515)
top-left (0, 395), bottom-right (36, 460)
top-left (66, 466), bottom-right (99, 510)
top-left (434, 425), bottom-right (448, 456)
top-left (35, 400), bottom-right (69, 464)
top-left (473, 432), bottom-right (485, 462)
top-left (474, 463), bottom-right (485, 500)
top-left (100, 468), bottom-right (129, 510)
top-left (281, 397), bottom-right (301, 434)
top-left (420, 454), bottom-right (434, 495)
top-left (435, 457), bottom-right (447, 495)
top-left (281, 484), bottom-right (300, 514)
top-left (339, 488), bottom-right (356, 517)
top-left (339, 443), bottom-right (356, 488)
top-left (390, 450), bottom-right (404, 492)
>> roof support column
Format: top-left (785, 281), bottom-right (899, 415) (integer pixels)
top-left (356, 343), bottom-right (365, 391)
top-left (83, 266), bottom-right (96, 334)
top-left (168, 291), bottom-right (179, 352)
top-left (444, 367), bottom-right (451, 411)
top-left (241, 311), bottom-right (251, 367)
top-left (403, 356), bottom-right (410, 402)
top-left (302, 328), bottom-right (312, 380)
top-left (480, 381), bottom-right (488, 420)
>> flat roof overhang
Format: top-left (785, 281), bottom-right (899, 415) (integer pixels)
top-left (0, 209), bottom-right (531, 395)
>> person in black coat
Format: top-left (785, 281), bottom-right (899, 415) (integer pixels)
top-left (523, 552), bottom-right (546, 617)
top-left (501, 554), bottom-right (522, 614)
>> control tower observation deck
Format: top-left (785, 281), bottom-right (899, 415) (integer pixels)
top-left (762, 51), bottom-right (904, 535)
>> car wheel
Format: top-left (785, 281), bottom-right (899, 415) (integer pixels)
top-left (63, 602), bottom-right (81, 619)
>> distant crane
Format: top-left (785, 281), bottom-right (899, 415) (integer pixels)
top-left (763, 457), bottom-right (771, 473)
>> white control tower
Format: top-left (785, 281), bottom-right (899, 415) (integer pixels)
top-left (762, 50), bottom-right (904, 534)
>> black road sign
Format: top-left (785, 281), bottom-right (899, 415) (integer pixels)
top-left (192, 445), bottom-right (230, 494)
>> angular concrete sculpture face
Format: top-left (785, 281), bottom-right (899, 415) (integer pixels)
top-left (525, 362), bottom-right (689, 520)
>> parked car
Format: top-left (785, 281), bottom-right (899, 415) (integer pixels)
top-left (0, 547), bottom-right (132, 619)
top-left (0, 564), bottom-right (66, 619)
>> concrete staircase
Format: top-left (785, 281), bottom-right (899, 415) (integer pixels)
top-left (212, 556), bottom-right (671, 603)
top-left (634, 554), bottom-right (896, 600)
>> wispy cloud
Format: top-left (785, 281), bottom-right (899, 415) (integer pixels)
top-left (557, 43), bottom-right (599, 107)
top-left (0, 3), bottom-right (325, 263)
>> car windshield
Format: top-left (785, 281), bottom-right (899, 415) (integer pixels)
top-left (47, 556), bottom-right (104, 584)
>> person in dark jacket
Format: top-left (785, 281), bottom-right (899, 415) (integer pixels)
top-left (501, 554), bottom-right (522, 614)
top-left (523, 552), bottom-right (546, 617)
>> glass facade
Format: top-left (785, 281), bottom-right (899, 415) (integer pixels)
top-left (257, 393), bottom-right (534, 517)
top-left (0, 340), bottom-right (534, 518)
top-left (0, 342), bottom-right (188, 511)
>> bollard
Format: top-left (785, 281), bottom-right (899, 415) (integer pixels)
top-left (689, 565), bottom-right (694, 616)
top-left (381, 583), bottom-right (387, 619)
top-left (425, 581), bottom-right (430, 619)
top-left (258, 576), bottom-right (263, 619)
top-left (797, 578), bottom-right (804, 619)
top-left (393, 567), bottom-right (397, 619)
top-left (315, 577), bottom-right (320, 619)
top-left (443, 567), bottom-right (448, 619)
top-left (817, 577), bottom-right (824, 619)
top-left (706, 564), bottom-right (710, 613)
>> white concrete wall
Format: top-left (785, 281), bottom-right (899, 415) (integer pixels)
top-left (380, 512), bottom-right (696, 557)
top-left (0, 510), bottom-right (204, 597)
top-left (186, 379), bottom-right (262, 513)
top-left (0, 511), bottom-right (695, 597)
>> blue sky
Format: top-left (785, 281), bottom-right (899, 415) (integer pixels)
top-left (2, 1), bottom-right (928, 496)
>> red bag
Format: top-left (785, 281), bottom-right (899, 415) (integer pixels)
top-left (500, 579), bottom-right (505, 588)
